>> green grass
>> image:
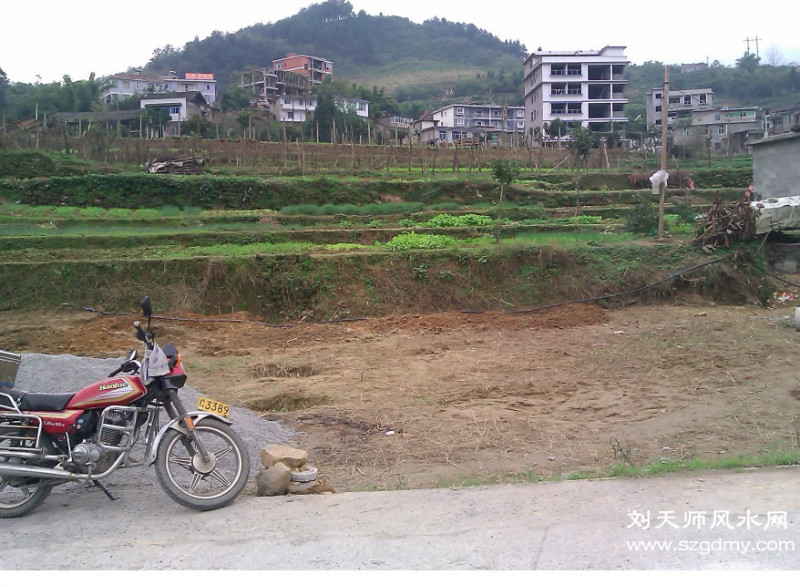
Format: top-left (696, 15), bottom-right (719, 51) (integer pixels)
top-left (435, 447), bottom-right (800, 490)
top-left (606, 448), bottom-right (800, 479)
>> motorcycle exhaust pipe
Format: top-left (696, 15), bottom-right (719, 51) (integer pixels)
top-left (0, 461), bottom-right (81, 481)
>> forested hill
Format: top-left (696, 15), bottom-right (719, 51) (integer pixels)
top-left (145, 0), bottom-right (527, 99)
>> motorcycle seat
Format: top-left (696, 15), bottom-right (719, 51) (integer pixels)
top-left (4, 389), bottom-right (74, 412)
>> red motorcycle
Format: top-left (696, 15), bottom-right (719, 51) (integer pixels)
top-left (0, 297), bottom-right (251, 518)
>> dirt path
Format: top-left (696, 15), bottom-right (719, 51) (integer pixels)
top-left (2, 298), bottom-right (799, 491)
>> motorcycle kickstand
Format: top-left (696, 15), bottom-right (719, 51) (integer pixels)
top-left (93, 480), bottom-right (118, 501)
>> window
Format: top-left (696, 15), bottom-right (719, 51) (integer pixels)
top-left (683, 95), bottom-right (692, 105)
top-left (699, 94), bottom-right (707, 104)
top-left (718, 125), bottom-right (725, 135)
top-left (456, 107), bottom-right (465, 116)
top-left (655, 93), bottom-right (662, 99)
top-left (439, 130), bottom-right (447, 140)
top-left (684, 128), bottom-right (691, 137)
top-left (169, 106), bottom-right (180, 115)
top-left (456, 119), bottom-right (465, 126)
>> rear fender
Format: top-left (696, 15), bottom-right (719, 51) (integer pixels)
top-left (145, 411), bottom-right (232, 466)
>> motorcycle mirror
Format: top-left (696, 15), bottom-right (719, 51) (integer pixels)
top-left (141, 296), bottom-right (153, 318)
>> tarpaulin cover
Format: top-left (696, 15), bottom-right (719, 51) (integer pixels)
top-left (752, 196), bottom-right (800, 234)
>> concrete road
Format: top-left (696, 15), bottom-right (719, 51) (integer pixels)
top-left (1, 465), bottom-right (797, 570)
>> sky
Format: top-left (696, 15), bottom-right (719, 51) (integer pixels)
top-left (1, 0), bottom-right (798, 85)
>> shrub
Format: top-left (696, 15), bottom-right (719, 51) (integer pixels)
top-left (624, 203), bottom-right (659, 236)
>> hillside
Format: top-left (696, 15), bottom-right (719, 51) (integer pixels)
top-left (144, 0), bottom-right (527, 108)
top-left (142, 0), bottom-right (800, 116)
top-left (4, 1), bottom-right (800, 125)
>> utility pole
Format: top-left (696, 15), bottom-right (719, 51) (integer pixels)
top-left (658, 66), bottom-right (669, 240)
top-left (743, 36), bottom-right (762, 58)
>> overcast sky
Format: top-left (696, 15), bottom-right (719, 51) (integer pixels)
top-left (2, 0), bottom-right (798, 84)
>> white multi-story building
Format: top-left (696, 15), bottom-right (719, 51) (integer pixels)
top-left (645, 88), bottom-right (713, 130)
top-left (101, 73), bottom-right (164, 105)
top-left (101, 72), bottom-right (217, 106)
top-left (422, 103), bottom-right (524, 145)
top-left (270, 95), bottom-right (369, 123)
top-left (335, 96), bottom-right (370, 119)
top-left (162, 73), bottom-right (217, 106)
top-left (523, 46), bottom-right (629, 137)
top-left (139, 92), bottom-right (214, 137)
top-left (275, 95), bottom-right (317, 122)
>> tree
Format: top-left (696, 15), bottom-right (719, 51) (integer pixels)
top-left (735, 52), bottom-right (760, 72)
top-left (569, 125), bottom-right (597, 168)
top-left (766, 45), bottom-right (784, 66)
top-left (0, 67), bottom-right (8, 115)
top-left (310, 90), bottom-right (337, 142)
top-left (145, 106), bottom-right (170, 138)
top-left (544, 117), bottom-right (567, 147)
top-left (236, 109), bottom-right (251, 140)
top-left (490, 159), bottom-right (519, 243)
top-left (221, 86), bottom-right (251, 111)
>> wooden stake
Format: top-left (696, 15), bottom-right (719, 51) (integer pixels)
top-left (658, 66), bottom-right (670, 240)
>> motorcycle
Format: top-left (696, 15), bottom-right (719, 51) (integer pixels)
top-left (0, 297), bottom-right (251, 518)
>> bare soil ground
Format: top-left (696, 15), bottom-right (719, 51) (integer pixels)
top-left (3, 298), bottom-right (800, 491)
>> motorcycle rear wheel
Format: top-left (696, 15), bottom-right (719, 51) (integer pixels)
top-left (155, 418), bottom-right (250, 511)
top-left (0, 436), bottom-right (54, 519)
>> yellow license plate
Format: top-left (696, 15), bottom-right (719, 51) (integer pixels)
top-left (197, 397), bottom-right (231, 418)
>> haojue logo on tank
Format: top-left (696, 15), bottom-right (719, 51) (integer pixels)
top-left (96, 380), bottom-right (133, 399)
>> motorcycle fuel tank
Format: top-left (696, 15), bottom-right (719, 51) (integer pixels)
top-left (67, 376), bottom-right (147, 410)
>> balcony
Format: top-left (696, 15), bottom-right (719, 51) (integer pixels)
top-left (550, 63), bottom-right (582, 77)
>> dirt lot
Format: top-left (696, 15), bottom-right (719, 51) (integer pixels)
top-left (2, 298), bottom-right (800, 491)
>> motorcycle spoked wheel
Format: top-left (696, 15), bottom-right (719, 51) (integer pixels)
top-left (155, 418), bottom-right (251, 511)
top-left (0, 435), bottom-right (54, 519)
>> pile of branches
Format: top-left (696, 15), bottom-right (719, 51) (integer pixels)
top-left (693, 194), bottom-right (759, 253)
top-left (147, 156), bottom-right (205, 174)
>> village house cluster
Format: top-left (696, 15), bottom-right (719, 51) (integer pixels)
top-left (91, 46), bottom-right (800, 148)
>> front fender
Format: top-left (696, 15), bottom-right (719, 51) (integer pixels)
top-left (145, 411), bottom-right (232, 466)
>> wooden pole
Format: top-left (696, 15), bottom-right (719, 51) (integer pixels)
top-left (658, 66), bottom-right (670, 240)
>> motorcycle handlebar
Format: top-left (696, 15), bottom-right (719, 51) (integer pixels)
top-left (108, 359), bottom-right (142, 378)
top-left (133, 321), bottom-right (149, 342)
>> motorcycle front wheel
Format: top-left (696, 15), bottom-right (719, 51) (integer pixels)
top-left (0, 435), bottom-right (54, 519)
top-left (155, 418), bottom-right (250, 511)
